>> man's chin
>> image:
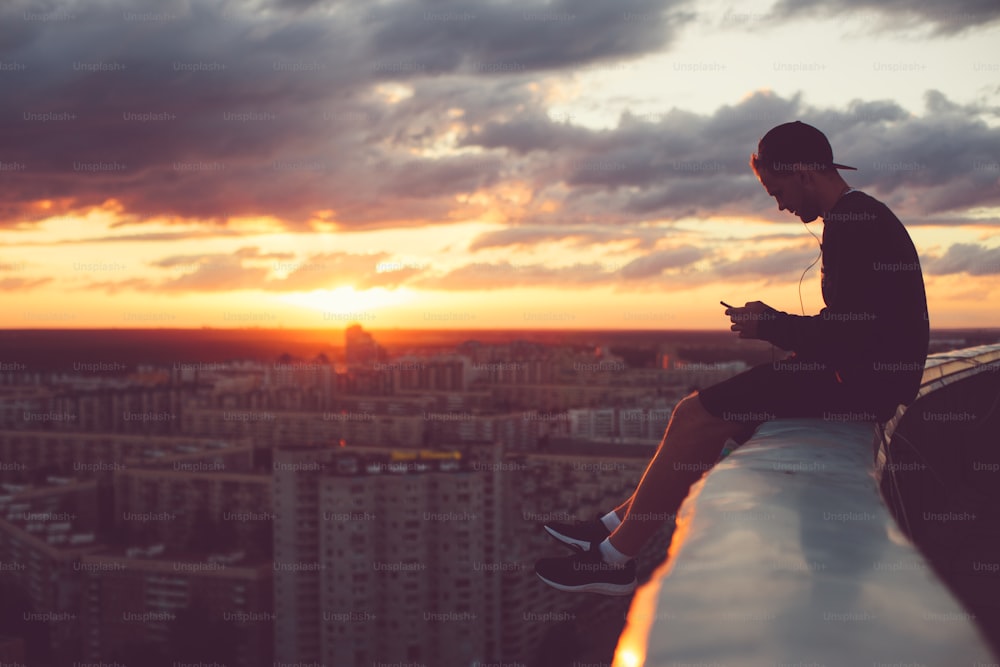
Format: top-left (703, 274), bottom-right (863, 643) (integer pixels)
top-left (799, 212), bottom-right (819, 223)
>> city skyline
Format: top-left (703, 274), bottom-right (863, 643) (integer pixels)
top-left (1, 318), bottom-right (997, 664)
top-left (1, 0), bottom-right (998, 330)
top-left (0, 324), bottom-right (705, 665)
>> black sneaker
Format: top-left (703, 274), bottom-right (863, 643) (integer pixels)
top-left (543, 516), bottom-right (611, 551)
top-left (535, 541), bottom-right (637, 596)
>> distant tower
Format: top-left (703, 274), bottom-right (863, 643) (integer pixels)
top-left (345, 324), bottom-right (383, 369)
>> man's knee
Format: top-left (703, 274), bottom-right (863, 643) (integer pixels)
top-left (652, 393), bottom-right (717, 454)
top-left (667, 392), bottom-right (757, 442)
top-left (672, 391), bottom-right (715, 425)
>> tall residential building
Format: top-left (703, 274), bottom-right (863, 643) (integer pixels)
top-left (0, 430), bottom-right (253, 484)
top-left (391, 355), bottom-right (469, 392)
top-left (181, 405), bottom-right (428, 449)
top-left (272, 445), bottom-right (502, 665)
top-left (0, 480), bottom-right (104, 663)
top-left (78, 551), bottom-right (273, 667)
top-left (272, 447), bottom-right (326, 662)
top-left (113, 468), bottom-right (272, 557)
top-left (41, 384), bottom-right (187, 435)
top-left (344, 325), bottom-right (384, 369)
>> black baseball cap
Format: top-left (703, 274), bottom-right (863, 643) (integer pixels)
top-left (754, 120), bottom-right (857, 172)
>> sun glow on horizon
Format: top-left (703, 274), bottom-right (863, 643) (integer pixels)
top-left (277, 286), bottom-right (416, 318)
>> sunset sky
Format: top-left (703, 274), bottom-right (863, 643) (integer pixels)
top-left (1, 0), bottom-right (998, 330)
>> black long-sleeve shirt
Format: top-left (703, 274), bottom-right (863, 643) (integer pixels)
top-left (757, 190), bottom-right (929, 409)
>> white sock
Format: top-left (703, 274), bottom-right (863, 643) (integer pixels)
top-left (600, 510), bottom-right (621, 532)
top-left (598, 537), bottom-right (631, 566)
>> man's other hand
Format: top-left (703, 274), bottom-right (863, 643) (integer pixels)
top-left (725, 301), bottom-right (777, 340)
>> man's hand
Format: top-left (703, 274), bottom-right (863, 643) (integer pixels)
top-left (725, 301), bottom-right (777, 340)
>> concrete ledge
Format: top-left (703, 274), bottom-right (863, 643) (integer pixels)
top-left (881, 343), bottom-right (1000, 453)
top-left (615, 417), bottom-right (996, 667)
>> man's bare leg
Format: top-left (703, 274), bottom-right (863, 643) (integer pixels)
top-left (607, 394), bottom-right (750, 519)
top-left (607, 392), bottom-right (759, 556)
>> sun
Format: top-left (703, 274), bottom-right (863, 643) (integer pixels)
top-left (278, 286), bottom-right (413, 314)
top-left (277, 286), bottom-right (414, 319)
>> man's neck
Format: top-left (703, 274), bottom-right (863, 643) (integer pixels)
top-left (819, 180), bottom-right (853, 219)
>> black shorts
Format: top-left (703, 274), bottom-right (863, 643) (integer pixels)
top-left (697, 358), bottom-right (897, 425)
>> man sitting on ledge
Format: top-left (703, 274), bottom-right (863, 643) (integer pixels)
top-left (535, 121), bottom-right (930, 595)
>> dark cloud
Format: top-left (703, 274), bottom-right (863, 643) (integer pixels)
top-left (714, 245), bottom-right (821, 279)
top-left (9, 229), bottom-right (250, 247)
top-left (923, 243), bottom-right (1000, 276)
top-left (380, 155), bottom-right (505, 200)
top-left (1, 0), bottom-right (996, 248)
top-left (468, 224), bottom-right (666, 251)
top-left (0, 0), bottom-right (689, 231)
top-left (2, 0), bottom-right (368, 226)
top-left (461, 114), bottom-right (591, 156)
top-left (456, 90), bottom-right (795, 225)
top-left (416, 261), bottom-right (617, 291)
top-left (460, 89), bottom-right (1000, 227)
top-left (808, 91), bottom-right (1000, 218)
top-left (739, 232), bottom-right (811, 243)
top-left (365, 0), bottom-right (694, 76)
top-left (89, 248), bottom-right (429, 293)
top-left (768, 0), bottom-right (1000, 35)
top-left (620, 246), bottom-right (705, 279)
top-left (417, 244), bottom-right (711, 291)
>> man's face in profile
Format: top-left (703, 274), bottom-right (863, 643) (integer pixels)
top-left (758, 168), bottom-right (821, 223)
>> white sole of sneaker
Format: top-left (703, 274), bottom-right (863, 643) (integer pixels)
top-left (542, 525), bottom-right (592, 551)
top-left (535, 571), bottom-right (636, 596)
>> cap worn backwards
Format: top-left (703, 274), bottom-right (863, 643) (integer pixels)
top-left (755, 120), bottom-right (857, 172)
